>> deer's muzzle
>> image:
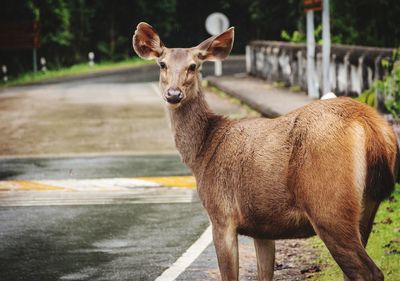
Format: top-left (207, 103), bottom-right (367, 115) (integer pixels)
top-left (166, 88), bottom-right (184, 104)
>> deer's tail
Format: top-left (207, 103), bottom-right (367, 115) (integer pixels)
top-left (364, 120), bottom-right (398, 202)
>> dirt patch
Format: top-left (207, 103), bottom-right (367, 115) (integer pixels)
top-left (201, 236), bottom-right (321, 281)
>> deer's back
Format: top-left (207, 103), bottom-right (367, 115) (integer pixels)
top-left (196, 97), bottom-right (397, 239)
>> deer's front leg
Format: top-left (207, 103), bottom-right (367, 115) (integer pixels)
top-left (212, 223), bottom-right (239, 281)
top-left (254, 238), bottom-right (275, 281)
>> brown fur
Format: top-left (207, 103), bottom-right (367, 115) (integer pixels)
top-left (133, 22), bottom-right (398, 281)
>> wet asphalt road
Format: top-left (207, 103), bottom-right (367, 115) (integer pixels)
top-left (0, 203), bottom-right (209, 281)
top-left (0, 154), bottom-right (189, 180)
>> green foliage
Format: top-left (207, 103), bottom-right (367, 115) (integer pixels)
top-left (281, 30), bottom-right (305, 43)
top-left (96, 37), bottom-right (126, 60)
top-left (26, 1), bottom-right (40, 20)
top-left (280, 25), bottom-right (324, 44)
top-left (356, 90), bottom-right (376, 107)
top-left (382, 73), bottom-right (400, 119)
top-left (248, 0), bottom-right (266, 24)
top-left (1, 0), bottom-right (400, 75)
top-left (136, 0), bottom-right (178, 38)
top-left (30, 0), bottom-right (73, 48)
top-left (330, 0), bottom-right (400, 47)
top-left (360, 49), bottom-right (400, 119)
top-left (280, 0), bottom-right (400, 46)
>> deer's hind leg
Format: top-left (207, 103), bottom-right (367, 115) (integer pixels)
top-left (306, 200), bottom-right (383, 281)
top-left (359, 198), bottom-right (380, 247)
top-left (297, 173), bottom-right (384, 280)
top-left (341, 197), bottom-right (381, 281)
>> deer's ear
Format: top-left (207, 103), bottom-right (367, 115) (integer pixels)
top-left (197, 27), bottom-right (234, 61)
top-left (133, 22), bottom-right (165, 60)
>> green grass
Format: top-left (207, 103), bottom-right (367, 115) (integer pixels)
top-left (310, 184), bottom-right (400, 280)
top-left (1, 57), bottom-right (153, 87)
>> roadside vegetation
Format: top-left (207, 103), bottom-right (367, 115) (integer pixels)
top-left (0, 58), bottom-right (152, 87)
top-left (357, 49), bottom-right (400, 119)
top-left (2, 1), bottom-right (400, 77)
top-left (310, 184), bottom-right (400, 281)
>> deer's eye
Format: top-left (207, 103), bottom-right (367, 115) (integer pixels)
top-left (159, 62), bottom-right (167, 70)
top-left (188, 64), bottom-right (197, 72)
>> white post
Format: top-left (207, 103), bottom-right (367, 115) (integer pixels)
top-left (1, 65), bottom-right (8, 82)
top-left (88, 52), bottom-right (95, 67)
top-left (214, 61), bottom-right (222, 76)
top-left (306, 11), bottom-right (318, 98)
top-left (322, 0), bottom-right (331, 95)
top-left (40, 57), bottom-right (47, 72)
top-left (245, 45), bottom-right (251, 73)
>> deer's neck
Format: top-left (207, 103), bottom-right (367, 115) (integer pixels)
top-left (168, 90), bottom-right (217, 170)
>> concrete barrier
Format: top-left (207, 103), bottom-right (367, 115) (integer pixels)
top-left (246, 41), bottom-right (394, 97)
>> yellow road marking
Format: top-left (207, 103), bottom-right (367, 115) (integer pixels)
top-left (136, 176), bottom-right (196, 189)
top-left (0, 176), bottom-right (196, 192)
top-left (0, 181), bottom-right (66, 191)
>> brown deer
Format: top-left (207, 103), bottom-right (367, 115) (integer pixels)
top-left (132, 22), bottom-right (399, 281)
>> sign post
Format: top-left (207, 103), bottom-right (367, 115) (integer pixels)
top-left (32, 21), bottom-right (40, 73)
top-left (205, 13), bottom-right (229, 76)
top-left (304, 1), bottom-right (321, 98)
top-left (306, 11), bottom-right (317, 98)
top-left (322, 0), bottom-right (331, 95)
top-left (0, 21), bottom-right (41, 73)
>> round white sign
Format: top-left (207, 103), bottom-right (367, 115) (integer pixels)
top-left (205, 12), bottom-right (229, 36)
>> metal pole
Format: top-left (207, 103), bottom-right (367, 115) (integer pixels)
top-left (322, 0), bottom-right (331, 94)
top-left (33, 48), bottom-right (38, 73)
top-left (215, 22), bottom-right (223, 77)
top-left (306, 11), bottom-right (318, 98)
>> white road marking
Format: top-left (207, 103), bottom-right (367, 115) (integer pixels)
top-left (154, 225), bottom-right (213, 281)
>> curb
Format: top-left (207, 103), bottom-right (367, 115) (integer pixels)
top-left (207, 76), bottom-right (281, 117)
top-left (207, 76), bottom-right (281, 118)
top-left (207, 76), bottom-right (314, 118)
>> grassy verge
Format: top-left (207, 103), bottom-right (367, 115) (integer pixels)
top-left (1, 57), bottom-right (153, 87)
top-left (310, 184), bottom-right (400, 281)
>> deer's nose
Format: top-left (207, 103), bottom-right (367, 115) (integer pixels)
top-left (166, 88), bottom-right (183, 104)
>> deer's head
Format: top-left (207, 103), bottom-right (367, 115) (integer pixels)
top-left (132, 22), bottom-right (234, 108)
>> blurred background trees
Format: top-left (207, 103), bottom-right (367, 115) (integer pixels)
top-left (1, 0), bottom-right (400, 74)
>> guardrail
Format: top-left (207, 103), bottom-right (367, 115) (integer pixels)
top-left (246, 41), bottom-right (394, 96)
